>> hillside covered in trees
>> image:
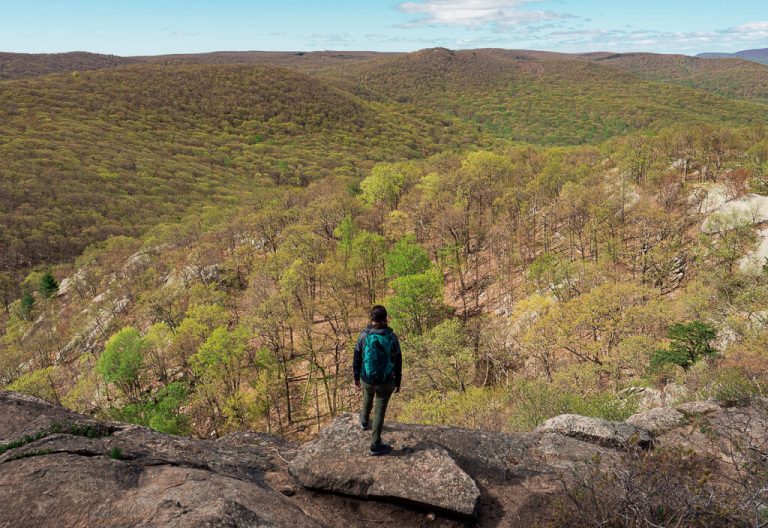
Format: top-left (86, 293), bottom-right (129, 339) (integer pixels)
top-left (3, 120), bottom-right (768, 440)
top-left (3, 48), bottom-right (768, 278)
top-left (2, 48), bottom-right (768, 454)
top-left (0, 62), bottom-right (484, 273)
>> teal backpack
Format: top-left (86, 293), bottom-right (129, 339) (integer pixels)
top-left (362, 332), bottom-right (395, 384)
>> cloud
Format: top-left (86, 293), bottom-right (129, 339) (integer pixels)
top-left (396, 0), bottom-right (569, 29)
top-left (734, 21), bottom-right (768, 33)
top-left (543, 21), bottom-right (768, 53)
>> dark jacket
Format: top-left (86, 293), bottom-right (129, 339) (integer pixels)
top-left (353, 324), bottom-right (402, 388)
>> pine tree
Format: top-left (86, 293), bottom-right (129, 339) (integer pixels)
top-left (38, 272), bottom-right (59, 298)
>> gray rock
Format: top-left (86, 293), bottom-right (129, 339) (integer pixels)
top-left (626, 407), bottom-right (686, 435)
top-left (288, 414), bottom-right (480, 516)
top-left (675, 400), bottom-right (722, 416)
top-left (634, 383), bottom-right (690, 412)
top-left (536, 414), bottom-right (653, 448)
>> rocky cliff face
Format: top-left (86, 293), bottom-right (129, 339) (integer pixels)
top-left (1, 390), bottom-right (766, 527)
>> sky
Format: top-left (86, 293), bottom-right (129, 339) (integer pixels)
top-left (1, 0), bottom-right (767, 56)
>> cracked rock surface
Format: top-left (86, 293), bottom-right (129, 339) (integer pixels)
top-left (3, 391), bottom-right (768, 527)
top-left (0, 391), bottom-right (320, 528)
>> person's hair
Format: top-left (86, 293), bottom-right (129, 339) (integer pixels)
top-left (370, 305), bottom-right (388, 325)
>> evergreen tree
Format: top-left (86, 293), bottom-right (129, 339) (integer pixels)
top-left (38, 272), bottom-right (59, 298)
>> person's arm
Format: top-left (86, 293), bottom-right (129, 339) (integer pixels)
top-left (353, 331), bottom-right (365, 387)
top-left (393, 334), bottom-right (402, 392)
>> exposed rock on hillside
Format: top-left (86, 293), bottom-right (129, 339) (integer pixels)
top-left (2, 391), bottom-right (767, 527)
top-left (536, 413), bottom-right (653, 448)
top-left (701, 192), bottom-right (768, 233)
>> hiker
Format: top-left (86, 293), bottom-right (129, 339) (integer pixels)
top-left (353, 305), bottom-right (402, 456)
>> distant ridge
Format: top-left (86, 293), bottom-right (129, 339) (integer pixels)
top-left (0, 51), bottom-right (137, 80)
top-left (698, 47), bottom-right (768, 65)
top-left (578, 51), bottom-right (768, 102)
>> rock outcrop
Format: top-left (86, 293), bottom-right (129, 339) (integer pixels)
top-left (0, 391), bottom-right (321, 528)
top-left (536, 413), bottom-right (653, 448)
top-left (289, 414), bottom-right (481, 516)
top-left (2, 391), bottom-right (767, 528)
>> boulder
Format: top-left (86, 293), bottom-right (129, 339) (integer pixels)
top-left (739, 227), bottom-right (768, 275)
top-left (701, 193), bottom-right (768, 233)
top-left (288, 414), bottom-right (481, 516)
top-left (536, 414), bottom-right (653, 448)
top-left (675, 400), bottom-right (722, 416)
top-left (626, 407), bottom-right (686, 435)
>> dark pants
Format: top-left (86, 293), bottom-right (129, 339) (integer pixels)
top-left (360, 379), bottom-right (395, 446)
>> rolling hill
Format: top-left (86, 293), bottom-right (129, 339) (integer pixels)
top-left (582, 52), bottom-right (768, 101)
top-left (0, 62), bottom-right (483, 272)
top-left (0, 51), bottom-right (137, 80)
top-left (698, 47), bottom-right (768, 65)
top-left (337, 48), bottom-right (768, 144)
top-left (3, 47), bottom-right (768, 273)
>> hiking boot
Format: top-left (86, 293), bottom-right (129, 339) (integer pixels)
top-left (360, 418), bottom-right (371, 431)
top-left (368, 443), bottom-right (393, 456)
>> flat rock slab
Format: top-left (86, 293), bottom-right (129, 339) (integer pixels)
top-left (536, 414), bottom-right (653, 448)
top-left (288, 414), bottom-right (480, 516)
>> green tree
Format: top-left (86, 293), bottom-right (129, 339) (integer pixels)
top-left (115, 382), bottom-right (189, 435)
top-left (406, 318), bottom-right (475, 392)
top-left (191, 325), bottom-right (250, 394)
top-left (18, 293), bottom-right (35, 321)
top-left (386, 268), bottom-right (446, 335)
top-left (97, 327), bottom-right (144, 402)
top-left (173, 303), bottom-right (230, 367)
top-left (350, 231), bottom-right (388, 305)
top-left (360, 163), bottom-right (405, 210)
top-left (38, 272), bottom-right (59, 298)
top-left (651, 321), bottom-right (717, 370)
top-left (333, 214), bottom-right (355, 260)
top-left (385, 235), bottom-right (431, 280)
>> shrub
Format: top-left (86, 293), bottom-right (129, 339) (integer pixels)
top-left (507, 380), bottom-right (638, 431)
top-left (5, 366), bottom-right (59, 403)
top-left (113, 382), bottom-right (189, 435)
top-left (397, 387), bottom-right (507, 431)
top-left (695, 367), bottom-right (760, 406)
top-left (552, 447), bottom-right (742, 527)
top-left (397, 380), bottom-right (638, 432)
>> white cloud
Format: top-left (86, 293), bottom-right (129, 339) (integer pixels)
top-left (396, 0), bottom-right (567, 29)
top-left (734, 21), bottom-right (768, 33)
top-left (545, 22), bottom-right (768, 53)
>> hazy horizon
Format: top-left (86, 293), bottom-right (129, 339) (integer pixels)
top-left (2, 0), bottom-right (767, 57)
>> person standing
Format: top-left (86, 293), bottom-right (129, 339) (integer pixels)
top-left (353, 305), bottom-right (402, 456)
